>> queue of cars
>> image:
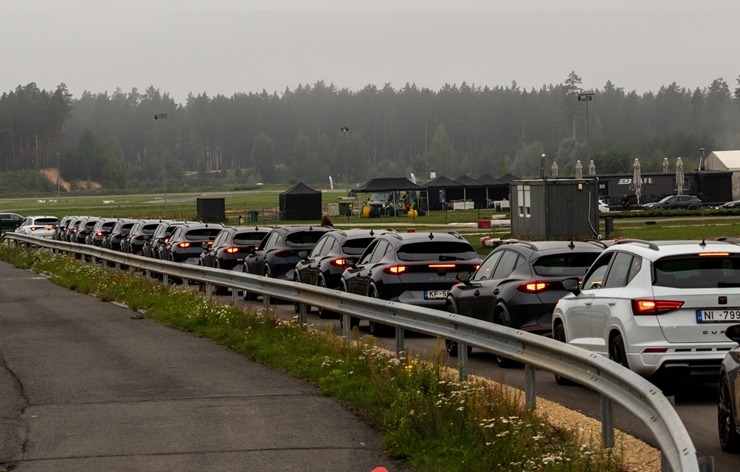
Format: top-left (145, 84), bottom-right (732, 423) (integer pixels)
top-left (7, 213), bottom-right (740, 454)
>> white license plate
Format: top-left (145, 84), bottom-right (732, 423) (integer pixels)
top-left (696, 309), bottom-right (740, 323)
top-left (424, 290), bottom-right (448, 300)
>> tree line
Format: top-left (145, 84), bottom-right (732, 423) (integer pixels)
top-left (1, 72), bottom-right (739, 194)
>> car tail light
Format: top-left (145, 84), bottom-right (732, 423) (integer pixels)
top-left (631, 299), bottom-right (684, 315)
top-left (384, 265), bottom-right (408, 274)
top-left (163, 237), bottom-right (170, 244)
top-left (177, 242), bottom-right (191, 248)
top-left (133, 235), bottom-right (144, 240)
top-left (330, 258), bottom-right (348, 267)
top-left (698, 252), bottom-right (730, 257)
top-left (96, 231), bottom-right (104, 236)
top-left (428, 263), bottom-right (456, 269)
top-left (516, 281), bottom-right (551, 293)
top-left (274, 250), bottom-right (295, 257)
top-left (225, 247), bottom-right (239, 254)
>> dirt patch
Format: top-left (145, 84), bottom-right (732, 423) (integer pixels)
top-left (40, 168), bottom-right (101, 191)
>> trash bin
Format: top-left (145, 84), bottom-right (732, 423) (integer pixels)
top-left (338, 202), bottom-right (352, 216)
top-left (248, 210), bottom-right (259, 223)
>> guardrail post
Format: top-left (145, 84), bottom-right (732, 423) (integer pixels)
top-left (698, 456), bottom-right (714, 472)
top-left (395, 326), bottom-right (404, 356)
top-left (162, 273), bottom-right (169, 286)
top-left (299, 302), bottom-right (308, 326)
top-left (524, 364), bottom-right (536, 409)
top-left (231, 289), bottom-right (238, 307)
top-left (601, 395), bottom-right (614, 448)
top-left (458, 344), bottom-right (469, 381)
top-left (263, 295), bottom-right (271, 314)
top-left (204, 283), bottom-right (213, 300)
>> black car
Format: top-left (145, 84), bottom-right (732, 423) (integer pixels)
top-left (444, 240), bottom-right (605, 365)
top-left (102, 219), bottom-right (138, 251)
top-left (0, 212), bottom-right (25, 234)
top-left (142, 221), bottom-right (181, 259)
top-left (87, 218), bottom-right (119, 246)
top-left (74, 217), bottom-right (102, 244)
top-left (65, 216), bottom-right (91, 242)
top-left (340, 231), bottom-right (482, 335)
top-left (159, 222), bottom-right (225, 264)
top-left (200, 226), bottom-right (270, 271)
top-left (294, 229), bottom-right (378, 317)
top-left (242, 226), bottom-right (333, 300)
top-left (641, 194), bottom-right (702, 210)
top-left (121, 219), bottom-right (163, 255)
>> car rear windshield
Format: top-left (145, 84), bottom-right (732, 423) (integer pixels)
top-left (285, 231), bottom-right (325, 246)
top-left (185, 228), bottom-right (223, 241)
top-left (234, 232), bottom-right (267, 245)
top-left (654, 254), bottom-right (740, 288)
top-left (397, 241), bottom-right (477, 261)
top-left (341, 237), bottom-right (376, 255)
top-left (35, 218), bottom-right (59, 225)
top-left (533, 253), bottom-right (600, 276)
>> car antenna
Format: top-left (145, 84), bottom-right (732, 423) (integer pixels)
top-left (370, 229), bottom-right (374, 236)
top-left (700, 238), bottom-right (706, 247)
top-left (568, 240), bottom-right (575, 249)
top-left (428, 232), bottom-right (434, 240)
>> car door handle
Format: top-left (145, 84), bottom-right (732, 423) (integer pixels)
top-left (584, 300), bottom-right (593, 306)
top-left (608, 300), bottom-right (616, 306)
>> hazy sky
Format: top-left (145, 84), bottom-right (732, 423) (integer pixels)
top-left (2, 0), bottom-right (739, 104)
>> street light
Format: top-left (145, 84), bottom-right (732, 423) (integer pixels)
top-left (340, 126), bottom-right (349, 193)
top-left (155, 113), bottom-right (168, 206)
top-left (578, 92), bottom-right (595, 161)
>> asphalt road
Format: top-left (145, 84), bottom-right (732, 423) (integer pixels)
top-left (0, 262), bottom-right (411, 472)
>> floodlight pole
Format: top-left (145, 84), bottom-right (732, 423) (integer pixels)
top-left (155, 113), bottom-right (168, 207)
top-left (578, 92), bottom-right (595, 161)
top-left (340, 127), bottom-right (349, 194)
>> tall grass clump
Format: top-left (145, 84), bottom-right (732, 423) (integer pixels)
top-left (0, 243), bottom-right (627, 472)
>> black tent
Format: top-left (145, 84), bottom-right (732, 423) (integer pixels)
top-left (455, 175), bottom-right (487, 208)
top-left (279, 182), bottom-right (322, 221)
top-left (425, 175), bottom-right (464, 210)
top-left (351, 177), bottom-right (428, 215)
top-left (477, 174), bottom-right (509, 205)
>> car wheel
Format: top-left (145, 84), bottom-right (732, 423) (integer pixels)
top-left (214, 261), bottom-right (228, 295)
top-left (687, 205), bottom-right (699, 210)
top-left (242, 266), bottom-right (258, 301)
top-left (368, 285), bottom-right (393, 337)
top-left (553, 323), bottom-right (576, 386)
top-left (293, 274), bottom-right (310, 313)
top-left (494, 305), bottom-right (521, 368)
top-left (719, 375), bottom-right (740, 453)
top-left (316, 276), bottom-right (335, 319)
top-left (608, 333), bottom-right (630, 369)
top-left (338, 281), bottom-right (360, 329)
top-left (444, 304), bottom-right (472, 357)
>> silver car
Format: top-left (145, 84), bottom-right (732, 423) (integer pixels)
top-left (15, 215), bottom-right (60, 239)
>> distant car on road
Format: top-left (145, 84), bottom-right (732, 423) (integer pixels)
top-left (641, 194), bottom-right (702, 210)
top-left (0, 212), bottom-right (24, 233)
top-left (721, 200), bottom-right (740, 209)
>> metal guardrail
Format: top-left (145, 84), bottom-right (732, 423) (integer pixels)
top-left (1, 232), bottom-right (709, 472)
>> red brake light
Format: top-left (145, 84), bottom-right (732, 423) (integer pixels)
top-left (428, 263), bottom-right (456, 269)
top-left (384, 265), bottom-right (408, 274)
top-left (177, 242), bottom-right (191, 248)
top-left (225, 247), bottom-right (239, 254)
top-left (330, 258), bottom-right (348, 267)
top-left (631, 299), bottom-right (684, 315)
top-left (517, 281), bottom-right (550, 293)
top-left (699, 252), bottom-right (729, 257)
top-left (96, 231), bottom-right (104, 236)
top-left (274, 250), bottom-right (294, 257)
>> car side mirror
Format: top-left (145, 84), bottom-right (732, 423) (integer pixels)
top-left (726, 324), bottom-right (740, 344)
top-left (456, 271), bottom-right (473, 285)
top-left (562, 277), bottom-right (581, 295)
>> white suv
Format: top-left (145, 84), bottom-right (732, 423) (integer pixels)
top-left (15, 215), bottom-right (60, 239)
top-left (553, 239), bottom-right (740, 383)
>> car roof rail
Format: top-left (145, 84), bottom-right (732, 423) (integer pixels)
top-left (613, 238), bottom-right (659, 251)
top-left (584, 239), bottom-right (608, 249)
top-left (501, 239), bottom-right (537, 251)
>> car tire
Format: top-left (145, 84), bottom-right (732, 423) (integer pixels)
top-left (687, 205), bottom-right (699, 211)
top-left (553, 323), bottom-right (577, 386)
top-left (608, 333), bottom-right (630, 369)
top-left (719, 375), bottom-right (740, 453)
top-left (494, 305), bottom-right (521, 368)
top-left (242, 266), bottom-right (258, 301)
top-left (444, 304), bottom-right (472, 357)
top-left (293, 273), bottom-right (310, 314)
top-left (316, 276), bottom-right (336, 319)
top-left (368, 285), bottom-right (393, 337)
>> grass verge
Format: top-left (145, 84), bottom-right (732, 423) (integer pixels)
top-left (0, 244), bottom-right (630, 471)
